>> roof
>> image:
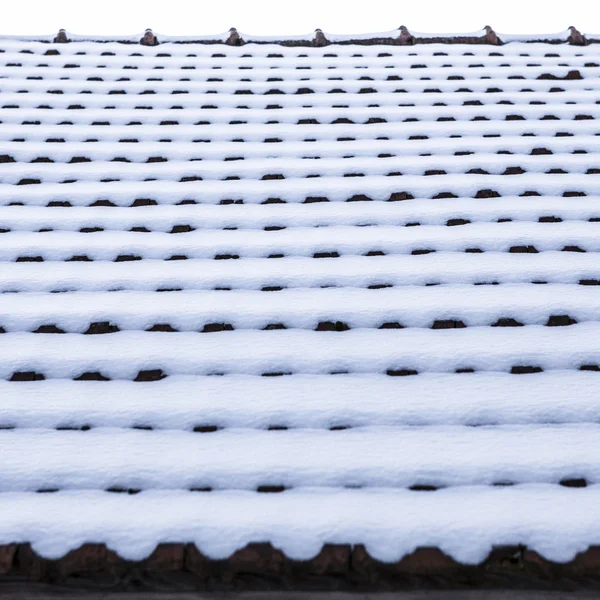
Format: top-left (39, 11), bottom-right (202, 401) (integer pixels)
top-left (1, 28), bottom-right (600, 590)
top-left (5, 25), bottom-right (600, 45)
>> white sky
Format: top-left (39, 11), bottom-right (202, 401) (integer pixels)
top-left (2, 0), bottom-right (599, 37)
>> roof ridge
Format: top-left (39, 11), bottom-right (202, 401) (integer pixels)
top-left (0, 26), bottom-right (596, 47)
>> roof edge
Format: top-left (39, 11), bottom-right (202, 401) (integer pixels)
top-left (2, 542), bottom-right (600, 589)
top-left (1, 26), bottom-right (599, 46)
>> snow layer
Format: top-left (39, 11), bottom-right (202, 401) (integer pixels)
top-left (2, 121), bottom-right (600, 145)
top-left (1, 372), bottom-right (599, 429)
top-left (1, 197), bottom-right (599, 232)
top-left (0, 47), bottom-right (579, 71)
top-left (1, 61), bottom-right (598, 87)
top-left (1, 325), bottom-right (600, 378)
top-left (1, 424), bottom-right (600, 491)
top-left (0, 284), bottom-right (597, 332)
top-left (3, 136), bottom-right (599, 163)
top-left (1, 486), bottom-right (599, 564)
top-left (6, 63), bottom-right (599, 83)
top-left (1, 222), bottom-right (598, 260)
top-left (4, 155), bottom-right (600, 184)
top-left (1, 252), bottom-right (598, 292)
top-left (3, 73), bottom-right (599, 94)
top-left (2, 175), bottom-right (599, 206)
top-left (1, 37), bottom-right (600, 565)
top-left (4, 90), bottom-right (599, 111)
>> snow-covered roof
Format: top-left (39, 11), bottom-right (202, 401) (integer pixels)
top-left (1, 29), bottom-right (600, 584)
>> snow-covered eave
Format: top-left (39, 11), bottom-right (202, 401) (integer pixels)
top-left (1, 26), bottom-right (599, 47)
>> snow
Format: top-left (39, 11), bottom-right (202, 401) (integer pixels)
top-left (1, 35), bottom-right (600, 566)
top-left (1, 486), bottom-right (599, 563)
top-left (1, 325), bottom-right (600, 378)
top-left (0, 222), bottom-right (598, 260)
top-left (3, 64), bottom-right (598, 83)
top-left (1, 176), bottom-right (600, 207)
top-left (1, 252), bottom-right (598, 292)
top-left (4, 154), bottom-right (600, 184)
top-left (2, 121), bottom-right (600, 145)
top-left (5, 78), bottom-right (597, 98)
top-left (1, 196), bottom-right (599, 232)
top-left (4, 90), bottom-right (599, 110)
top-left (0, 284), bottom-right (598, 332)
top-left (1, 424), bottom-right (600, 491)
top-left (3, 135), bottom-right (599, 164)
top-left (2, 372), bottom-right (600, 429)
top-left (2, 53), bottom-right (598, 73)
